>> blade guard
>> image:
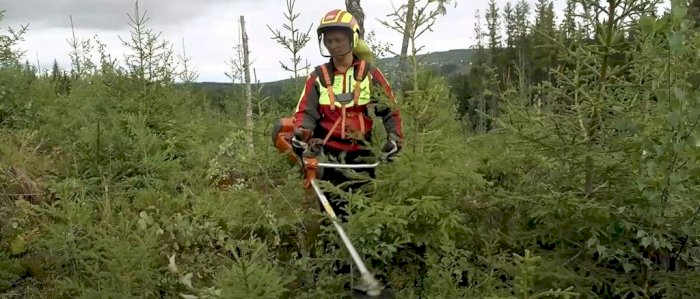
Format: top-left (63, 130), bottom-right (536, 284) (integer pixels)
top-left (303, 157), bottom-right (318, 189)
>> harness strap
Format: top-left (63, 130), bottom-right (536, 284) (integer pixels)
top-left (341, 105), bottom-right (346, 139)
top-left (359, 113), bottom-right (365, 133)
top-left (318, 60), bottom-right (372, 145)
top-left (323, 117), bottom-right (342, 145)
top-left (319, 64), bottom-right (335, 110)
top-left (352, 60), bottom-right (366, 106)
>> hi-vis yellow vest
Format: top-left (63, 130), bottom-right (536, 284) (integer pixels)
top-left (315, 60), bottom-right (372, 109)
top-left (314, 60), bottom-right (373, 142)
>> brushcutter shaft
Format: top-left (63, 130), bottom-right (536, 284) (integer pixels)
top-left (306, 159), bottom-right (387, 297)
top-left (310, 179), bottom-right (372, 276)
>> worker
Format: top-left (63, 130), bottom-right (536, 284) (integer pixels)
top-left (291, 9), bottom-right (403, 218)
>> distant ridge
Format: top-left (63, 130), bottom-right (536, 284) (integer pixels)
top-left (191, 48), bottom-right (476, 98)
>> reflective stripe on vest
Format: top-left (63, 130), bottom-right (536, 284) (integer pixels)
top-left (317, 67), bottom-right (372, 108)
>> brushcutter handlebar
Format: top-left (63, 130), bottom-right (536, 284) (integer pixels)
top-left (315, 162), bottom-right (380, 169)
top-left (301, 157), bottom-right (382, 189)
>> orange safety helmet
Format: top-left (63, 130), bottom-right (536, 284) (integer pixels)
top-left (317, 9), bottom-right (361, 57)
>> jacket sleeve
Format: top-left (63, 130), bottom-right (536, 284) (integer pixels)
top-left (294, 73), bottom-right (320, 132)
top-left (369, 66), bottom-right (403, 142)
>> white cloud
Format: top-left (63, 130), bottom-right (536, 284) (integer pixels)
top-left (2, 0), bottom-right (255, 30)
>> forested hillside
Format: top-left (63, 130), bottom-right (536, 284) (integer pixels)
top-left (191, 48), bottom-right (475, 110)
top-left (3, 0), bottom-right (700, 298)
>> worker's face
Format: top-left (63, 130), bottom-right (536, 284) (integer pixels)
top-left (323, 30), bottom-right (351, 56)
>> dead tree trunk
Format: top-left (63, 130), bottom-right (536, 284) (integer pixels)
top-left (240, 15), bottom-right (254, 150)
top-left (345, 0), bottom-right (365, 38)
top-left (396, 0), bottom-right (415, 91)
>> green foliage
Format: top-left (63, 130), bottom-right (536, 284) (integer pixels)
top-left (175, 240), bottom-right (296, 299)
top-left (485, 251), bottom-right (579, 299)
top-left (266, 0), bottom-right (313, 79)
top-left (0, 11), bottom-right (27, 68)
top-left (4, 1), bottom-right (700, 298)
top-left (465, 0), bottom-right (700, 297)
top-left (119, 1), bottom-right (177, 84)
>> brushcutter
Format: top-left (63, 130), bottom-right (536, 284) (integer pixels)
top-left (303, 156), bottom-right (394, 299)
top-left (272, 119), bottom-right (395, 297)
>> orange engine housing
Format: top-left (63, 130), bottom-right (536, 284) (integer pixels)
top-left (271, 117), bottom-right (299, 164)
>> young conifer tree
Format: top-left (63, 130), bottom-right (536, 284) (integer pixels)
top-left (67, 15), bottom-right (97, 79)
top-left (491, 0), bottom-right (700, 296)
top-left (266, 0), bottom-right (312, 80)
top-left (0, 11), bottom-right (27, 67)
top-left (118, 0), bottom-right (176, 85)
top-left (177, 39), bottom-right (199, 83)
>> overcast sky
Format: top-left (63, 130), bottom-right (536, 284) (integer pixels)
top-left (2, 0), bottom-right (566, 83)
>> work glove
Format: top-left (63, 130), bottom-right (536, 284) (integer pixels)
top-left (381, 135), bottom-right (401, 162)
top-left (292, 128), bottom-right (312, 157)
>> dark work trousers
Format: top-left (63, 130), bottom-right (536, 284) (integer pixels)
top-left (316, 149), bottom-right (376, 220)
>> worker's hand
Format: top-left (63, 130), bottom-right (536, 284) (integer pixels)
top-left (382, 135), bottom-right (401, 162)
top-left (292, 128), bottom-right (312, 157)
top-left (291, 135), bottom-right (307, 157)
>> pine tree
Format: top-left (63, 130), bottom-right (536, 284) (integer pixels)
top-left (485, 0), bottom-right (502, 124)
top-left (561, 0), bottom-right (577, 43)
top-left (503, 3), bottom-right (517, 57)
top-left (485, 0), bottom-right (502, 63)
top-left (23, 60), bottom-right (35, 80)
top-left (532, 0), bottom-right (557, 85)
top-left (513, 0), bottom-right (532, 96)
top-left (50, 59), bottom-right (60, 82)
top-left (49, 59), bottom-right (70, 95)
top-left (473, 9), bottom-right (488, 132)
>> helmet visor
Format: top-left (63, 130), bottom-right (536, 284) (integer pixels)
top-left (318, 28), bottom-right (354, 58)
